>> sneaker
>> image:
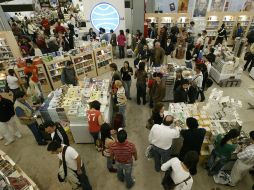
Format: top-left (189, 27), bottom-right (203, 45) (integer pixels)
top-left (38, 141), bottom-right (48, 146)
top-left (0, 136), bottom-right (3, 140)
top-left (4, 139), bottom-right (15, 146)
top-left (108, 168), bottom-right (117, 173)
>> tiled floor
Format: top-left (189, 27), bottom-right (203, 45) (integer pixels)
top-left (0, 57), bottom-right (253, 190)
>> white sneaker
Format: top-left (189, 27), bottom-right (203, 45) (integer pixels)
top-left (15, 133), bottom-right (22, 138)
top-left (0, 136), bottom-right (3, 140)
top-left (4, 139), bottom-right (15, 146)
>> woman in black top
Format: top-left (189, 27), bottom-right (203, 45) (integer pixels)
top-left (120, 61), bottom-right (133, 100)
top-left (179, 117), bottom-right (206, 175)
top-left (151, 102), bottom-right (164, 124)
top-left (214, 23), bottom-right (227, 46)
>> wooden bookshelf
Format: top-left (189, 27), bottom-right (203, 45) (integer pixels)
top-left (70, 52), bottom-right (97, 79)
top-left (43, 57), bottom-right (71, 90)
top-left (94, 45), bottom-right (113, 76)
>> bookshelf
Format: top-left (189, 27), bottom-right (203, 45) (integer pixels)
top-left (94, 45), bottom-right (113, 76)
top-left (15, 64), bottom-right (52, 94)
top-left (70, 52), bottom-right (97, 79)
top-left (44, 57), bottom-right (71, 90)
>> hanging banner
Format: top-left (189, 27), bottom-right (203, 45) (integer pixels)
top-left (178, 0), bottom-right (189, 12)
top-left (193, 0), bottom-right (209, 17)
top-left (210, 0), bottom-right (225, 12)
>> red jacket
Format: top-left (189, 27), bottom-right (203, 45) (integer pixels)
top-left (117, 34), bottom-right (126, 47)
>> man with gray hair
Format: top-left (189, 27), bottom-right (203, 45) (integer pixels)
top-left (151, 42), bottom-right (165, 67)
top-left (148, 115), bottom-right (181, 172)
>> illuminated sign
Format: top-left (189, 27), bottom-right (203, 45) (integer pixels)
top-left (90, 3), bottom-right (120, 33)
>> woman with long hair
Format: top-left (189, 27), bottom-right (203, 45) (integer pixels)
top-left (151, 102), bottom-right (165, 125)
top-left (120, 61), bottom-right (133, 100)
top-left (206, 129), bottom-right (240, 176)
top-left (101, 123), bottom-right (117, 173)
top-left (134, 62), bottom-right (147, 105)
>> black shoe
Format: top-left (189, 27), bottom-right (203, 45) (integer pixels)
top-left (143, 100), bottom-right (147, 105)
top-left (249, 170), bottom-right (254, 175)
top-left (38, 141), bottom-right (48, 146)
top-left (128, 97), bottom-right (132, 100)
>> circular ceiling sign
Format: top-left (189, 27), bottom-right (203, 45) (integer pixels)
top-left (90, 3), bottom-right (120, 33)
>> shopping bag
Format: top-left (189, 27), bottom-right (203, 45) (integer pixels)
top-left (145, 145), bottom-right (153, 159)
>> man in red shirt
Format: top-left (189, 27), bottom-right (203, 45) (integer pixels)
top-left (87, 100), bottom-right (104, 150)
top-left (110, 129), bottom-right (137, 189)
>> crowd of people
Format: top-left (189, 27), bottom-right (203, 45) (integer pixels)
top-left (1, 7), bottom-right (254, 190)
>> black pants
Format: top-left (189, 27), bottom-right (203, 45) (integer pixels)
top-left (118, 46), bottom-right (125, 58)
top-left (90, 132), bottom-right (99, 146)
top-left (196, 89), bottom-right (205, 102)
top-left (10, 88), bottom-right (21, 102)
top-left (214, 37), bottom-right (224, 46)
top-left (243, 54), bottom-right (254, 72)
top-left (75, 165), bottom-right (92, 190)
top-left (136, 83), bottom-right (146, 104)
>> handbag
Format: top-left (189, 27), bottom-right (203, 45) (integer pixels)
top-left (58, 146), bottom-right (68, 182)
top-left (162, 167), bottom-right (191, 190)
top-left (145, 145), bottom-right (153, 159)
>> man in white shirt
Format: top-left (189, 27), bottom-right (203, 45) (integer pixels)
top-left (47, 141), bottom-right (92, 190)
top-left (229, 131), bottom-right (254, 186)
top-left (193, 66), bottom-right (205, 102)
top-left (149, 115), bottom-right (180, 172)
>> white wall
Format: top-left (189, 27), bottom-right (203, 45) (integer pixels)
top-left (82, 0), bottom-right (125, 34)
top-left (125, 8), bottom-right (132, 32)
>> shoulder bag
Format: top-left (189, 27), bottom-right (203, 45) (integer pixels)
top-left (58, 146), bottom-right (68, 182)
top-left (162, 167), bottom-right (191, 190)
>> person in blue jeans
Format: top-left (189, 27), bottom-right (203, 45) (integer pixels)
top-left (148, 115), bottom-right (180, 172)
top-left (14, 91), bottom-right (47, 145)
top-left (110, 129), bottom-right (137, 189)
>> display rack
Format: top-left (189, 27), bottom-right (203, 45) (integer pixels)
top-left (70, 52), bottom-right (97, 79)
top-left (15, 64), bottom-right (52, 94)
top-left (205, 12), bottom-right (254, 45)
top-left (145, 13), bottom-right (191, 34)
top-left (94, 45), bottom-right (113, 76)
top-left (206, 13), bottom-right (223, 41)
top-left (0, 150), bottom-right (39, 190)
top-left (0, 38), bottom-right (14, 61)
top-left (0, 72), bottom-right (7, 93)
top-left (44, 57), bottom-right (71, 90)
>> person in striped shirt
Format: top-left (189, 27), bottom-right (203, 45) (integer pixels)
top-left (110, 129), bottom-right (137, 189)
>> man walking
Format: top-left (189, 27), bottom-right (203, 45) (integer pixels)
top-left (151, 42), bottom-right (165, 67)
top-left (149, 115), bottom-right (181, 172)
top-left (110, 129), bottom-right (137, 189)
top-left (14, 91), bottom-right (47, 145)
top-left (47, 141), bottom-right (92, 190)
top-left (0, 95), bottom-right (22, 146)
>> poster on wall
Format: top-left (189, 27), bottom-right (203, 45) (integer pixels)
top-left (178, 0), bottom-right (189, 12)
top-left (193, 0), bottom-right (209, 17)
top-left (154, 0), bottom-right (178, 13)
top-left (210, 0), bottom-right (225, 12)
top-left (242, 0), bottom-right (254, 11)
top-left (225, 0), bottom-right (245, 12)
